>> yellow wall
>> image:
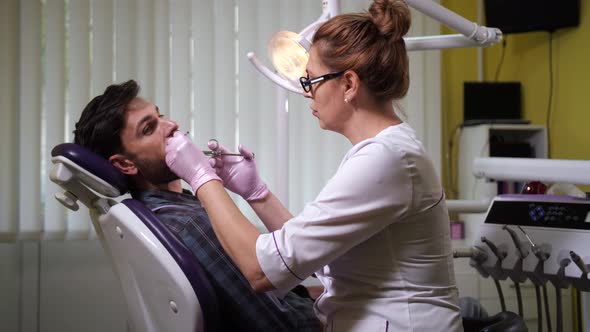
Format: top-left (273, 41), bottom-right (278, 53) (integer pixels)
top-left (441, 1), bottom-right (590, 197)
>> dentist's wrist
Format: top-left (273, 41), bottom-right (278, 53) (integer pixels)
top-left (189, 170), bottom-right (222, 194)
top-left (244, 182), bottom-right (269, 202)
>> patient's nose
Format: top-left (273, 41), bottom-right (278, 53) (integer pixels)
top-left (163, 119), bottom-right (179, 137)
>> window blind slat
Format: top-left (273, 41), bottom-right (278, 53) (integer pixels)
top-left (279, 0), bottom-right (302, 211)
top-left (213, 0), bottom-right (237, 151)
top-left (67, 0), bottom-right (92, 239)
top-left (235, 0), bottom-right (264, 225)
top-left (236, 0), bottom-right (258, 151)
top-left (170, 0), bottom-right (191, 130)
top-left (421, 12), bottom-right (442, 175)
top-left (153, 0), bottom-right (170, 117)
top-left (135, 0), bottom-right (155, 101)
top-left (191, 0), bottom-right (215, 147)
top-left (114, 0), bottom-right (137, 82)
top-left (405, 8), bottom-right (426, 140)
top-left (0, 0), bottom-right (19, 241)
top-left (91, 0), bottom-right (114, 95)
top-left (254, 0), bottom-right (281, 192)
top-left (19, 0), bottom-right (43, 240)
top-left (295, 0), bottom-right (324, 211)
top-left (44, 0), bottom-right (68, 240)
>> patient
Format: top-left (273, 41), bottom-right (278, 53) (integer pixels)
top-left (74, 80), bottom-right (321, 331)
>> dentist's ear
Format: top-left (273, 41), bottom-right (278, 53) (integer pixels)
top-left (342, 70), bottom-right (360, 103)
top-left (109, 154), bottom-right (138, 175)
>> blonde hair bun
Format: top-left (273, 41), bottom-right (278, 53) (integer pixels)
top-left (369, 0), bottom-right (411, 41)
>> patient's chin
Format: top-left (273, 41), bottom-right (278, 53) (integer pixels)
top-left (135, 159), bottom-right (178, 185)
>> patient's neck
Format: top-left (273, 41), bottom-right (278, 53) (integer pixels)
top-left (135, 178), bottom-right (183, 193)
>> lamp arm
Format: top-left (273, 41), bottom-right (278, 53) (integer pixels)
top-left (474, 157), bottom-right (590, 186)
top-left (405, 34), bottom-right (483, 51)
top-left (405, 0), bottom-right (502, 48)
top-left (299, 12), bottom-right (330, 38)
top-left (246, 52), bottom-right (304, 95)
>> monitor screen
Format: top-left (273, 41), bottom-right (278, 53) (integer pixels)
top-left (463, 81), bottom-right (522, 122)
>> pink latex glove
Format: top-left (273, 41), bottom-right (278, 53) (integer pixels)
top-left (165, 131), bottom-right (221, 192)
top-left (208, 140), bottom-right (269, 202)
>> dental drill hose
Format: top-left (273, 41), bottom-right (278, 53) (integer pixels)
top-left (535, 285), bottom-right (543, 332)
top-left (542, 283), bottom-right (552, 332)
top-left (493, 279), bottom-right (506, 313)
top-left (517, 225), bottom-right (549, 331)
top-left (503, 225), bottom-right (527, 317)
top-left (569, 251), bottom-right (587, 332)
top-left (481, 237), bottom-right (507, 312)
top-left (555, 286), bottom-right (562, 332)
top-left (514, 282), bottom-right (523, 318)
top-left (550, 258), bottom-right (570, 332)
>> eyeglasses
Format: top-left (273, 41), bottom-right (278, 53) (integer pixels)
top-left (299, 71), bottom-right (344, 93)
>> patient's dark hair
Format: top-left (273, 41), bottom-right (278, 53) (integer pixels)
top-left (74, 80), bottom-right (140, 159)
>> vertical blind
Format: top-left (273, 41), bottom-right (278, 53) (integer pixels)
top-left (0, 0), bottom-right (440, 241)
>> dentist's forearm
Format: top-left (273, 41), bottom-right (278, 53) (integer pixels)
top-left (249, 192), bottom-right (292, 232)
top-left (196, 180), bottom-right (274, 292)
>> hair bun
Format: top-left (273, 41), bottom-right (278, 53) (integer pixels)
top-left (368, 0), bottom-right (411, 41)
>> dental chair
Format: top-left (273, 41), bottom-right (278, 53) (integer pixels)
top-left (462, 311), bottom-right (527, 332)
top-left (49, 143), bottom-right (219, 332)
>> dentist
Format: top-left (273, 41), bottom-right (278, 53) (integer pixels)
top-left (165, 0), bottom-right (463, 330)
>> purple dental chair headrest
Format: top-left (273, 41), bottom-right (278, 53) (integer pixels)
top-left (51, 143), bottom-right (129, 194)
top-left (51, 143), bottom-right (219, 331)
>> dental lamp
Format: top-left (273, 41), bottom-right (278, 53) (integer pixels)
top-left (247, 0), bottom-right (502, 95)
top-left (247, 0), bottom-right (503, 204)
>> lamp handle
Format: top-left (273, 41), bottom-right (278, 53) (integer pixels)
top-left (246, 52), bottom-right (304, 95)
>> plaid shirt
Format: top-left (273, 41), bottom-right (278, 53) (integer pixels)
top-left (132, 189), bottom-right (321, 331)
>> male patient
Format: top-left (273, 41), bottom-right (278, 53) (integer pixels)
top-left (74, 80), bottom-right (320, 331)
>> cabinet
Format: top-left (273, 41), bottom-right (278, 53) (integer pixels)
top-left (452, 124), bottom-right (572, 331)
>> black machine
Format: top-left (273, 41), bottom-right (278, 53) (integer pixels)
top-left (484, 0), bottom-right (580, 34)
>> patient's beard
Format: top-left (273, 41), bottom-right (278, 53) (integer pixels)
top-left (134, 157), bottom-right (179, 185)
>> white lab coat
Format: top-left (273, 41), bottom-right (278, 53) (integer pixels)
top-left (256, 123), bottom-right (463, 331)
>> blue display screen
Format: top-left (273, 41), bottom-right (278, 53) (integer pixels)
top-left (485, 201), bottom-right (590, 230)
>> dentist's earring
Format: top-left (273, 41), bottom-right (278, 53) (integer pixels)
top-left (344, 97), bottom-right (349, 103)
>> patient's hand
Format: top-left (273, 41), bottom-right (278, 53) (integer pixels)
top-left (165, 131), bottom-right (221, 192)
top-left (208, 140), bottom-right (269, 202)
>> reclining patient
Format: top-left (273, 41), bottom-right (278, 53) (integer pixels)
top-left (73, 80), bottom-right (321, 331)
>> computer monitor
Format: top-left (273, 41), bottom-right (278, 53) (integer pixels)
top-left (463, 81), bottom-right (527, 126)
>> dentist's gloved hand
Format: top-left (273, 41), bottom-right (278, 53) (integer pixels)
top-left (165, 131), bottom-right (221, 193)
top-left (208, 140), bottom-right (269, 202)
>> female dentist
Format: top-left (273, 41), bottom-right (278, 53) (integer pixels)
top-left (165, 0), bottom-right (463, 330)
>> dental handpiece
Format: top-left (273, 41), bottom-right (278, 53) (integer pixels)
top-left (517, 225), bottom-right (550, 261)
top-left (481, 236), bottom-right (507, 261)
top-left (569, 251), bottom-right (590, 276)
top-left (503, 225), bottom-right (529, 259)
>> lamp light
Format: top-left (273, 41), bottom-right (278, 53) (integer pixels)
top-left (267, 31), bottom-right (310, 87)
